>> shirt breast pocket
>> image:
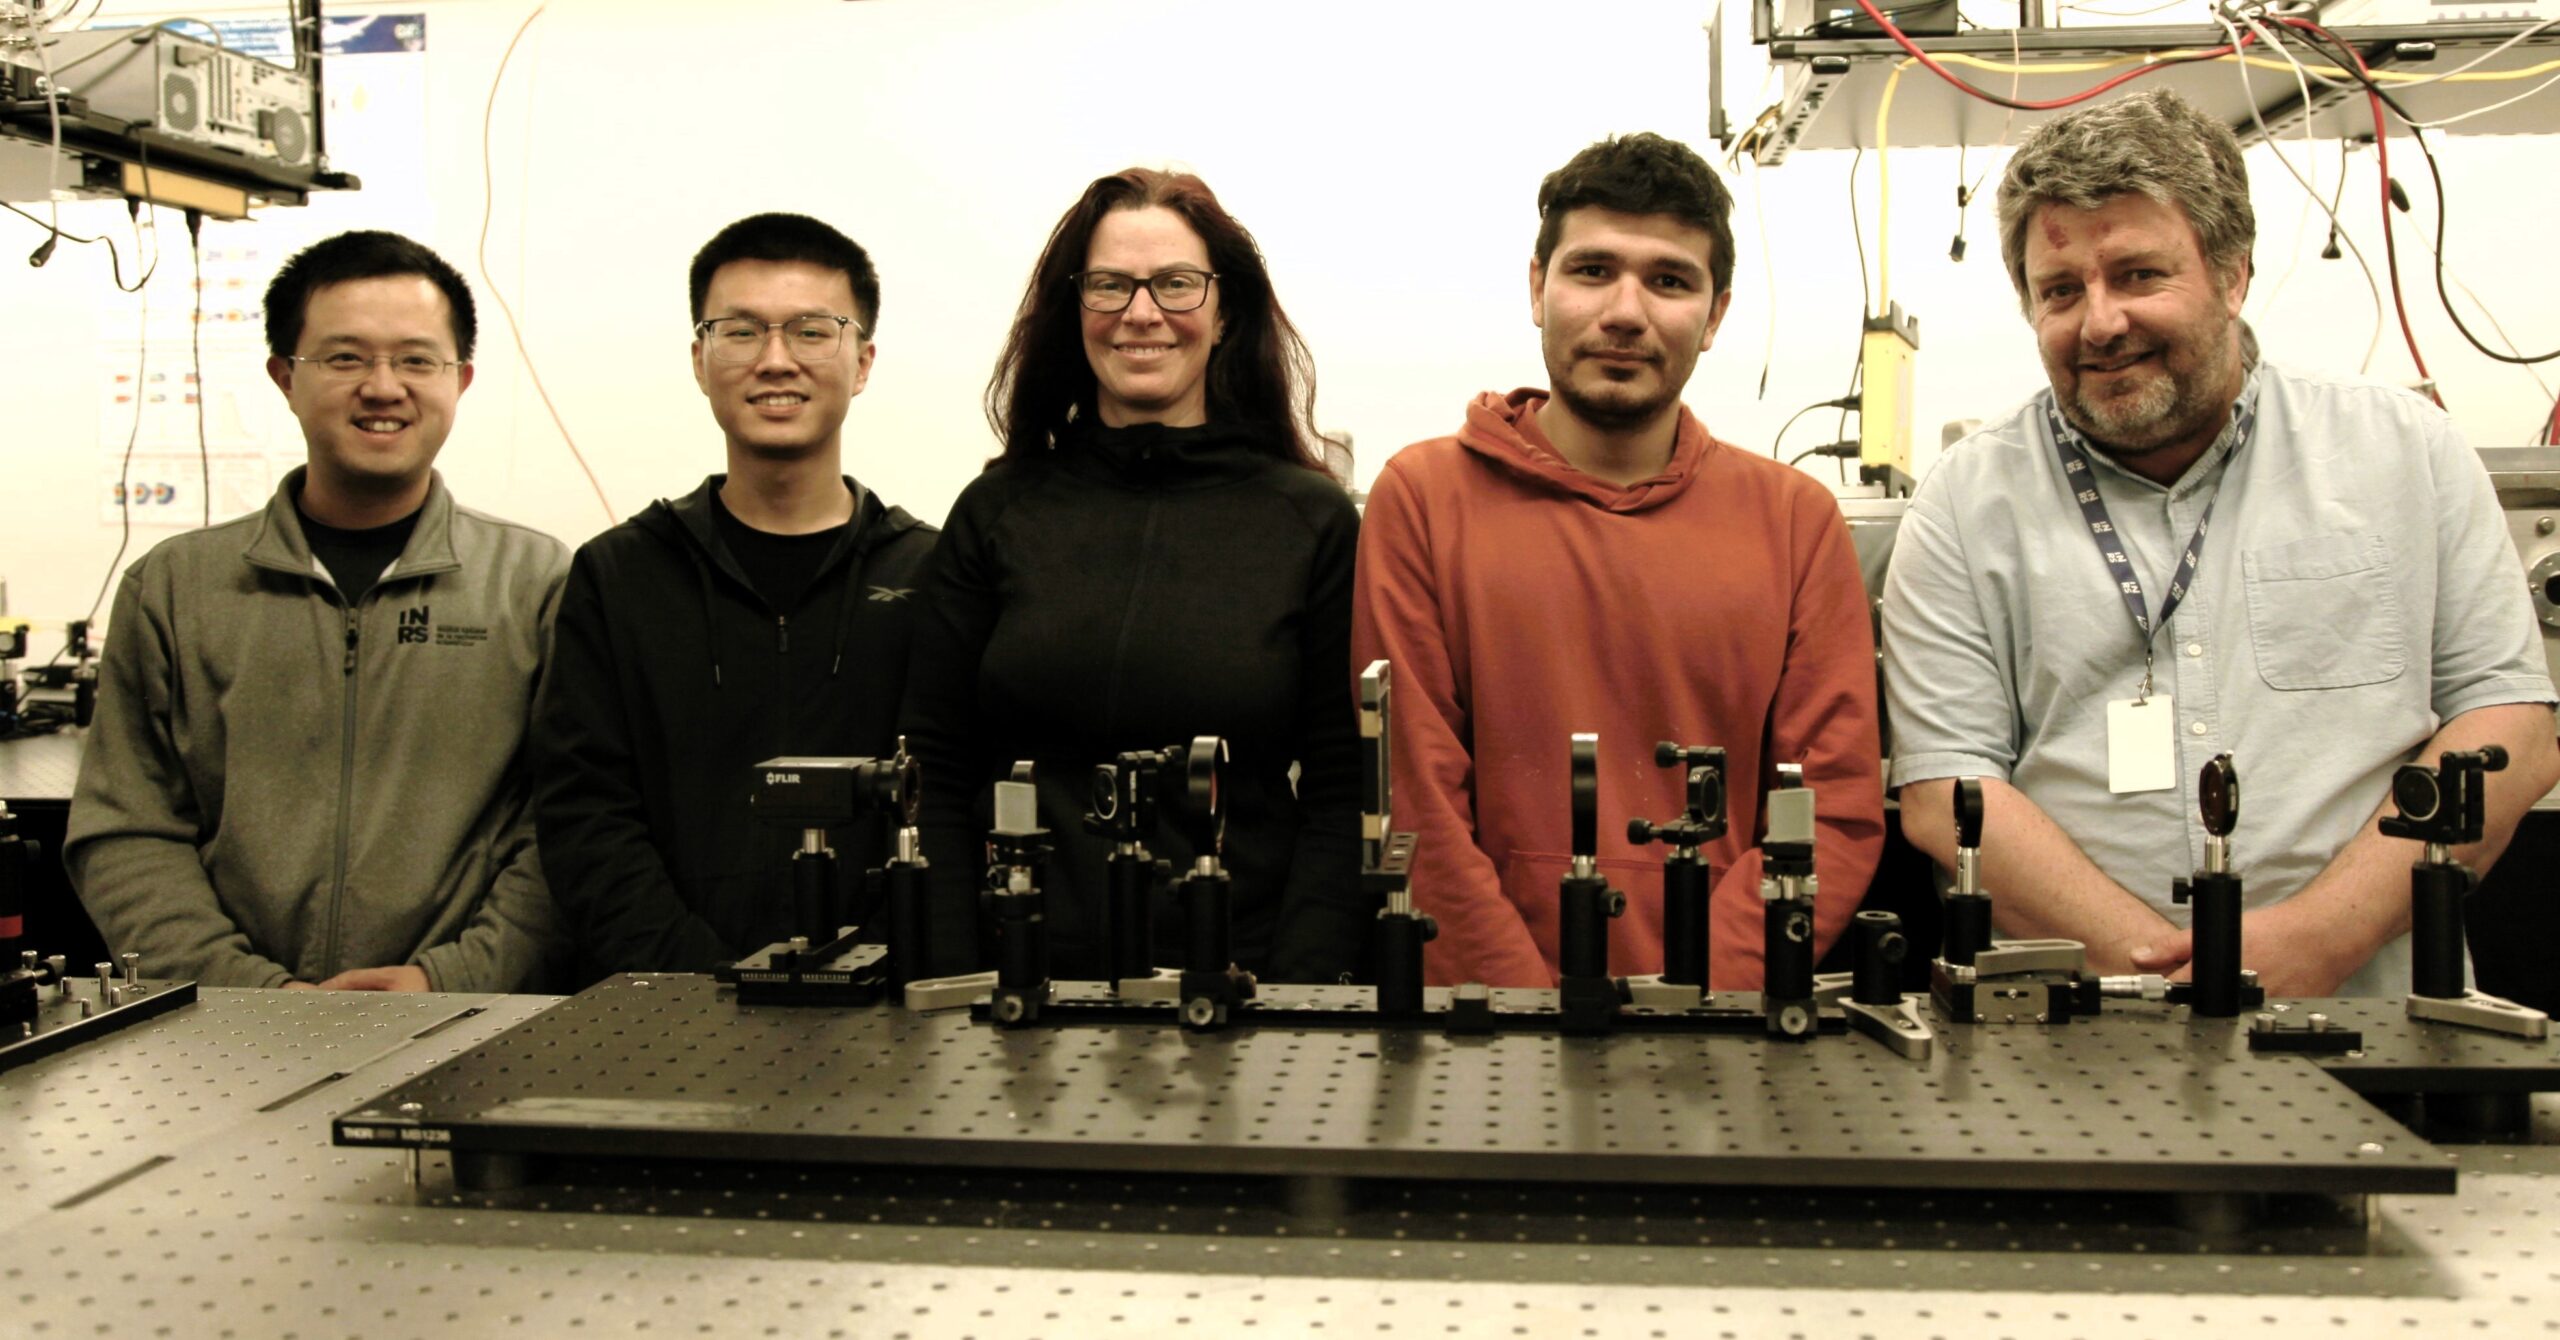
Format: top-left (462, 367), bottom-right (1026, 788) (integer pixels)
top-left (2242, 533), bottom-right (2406, 691)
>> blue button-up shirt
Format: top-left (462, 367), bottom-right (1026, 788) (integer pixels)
top-left (1882, 360), bottom-right (2554, 996)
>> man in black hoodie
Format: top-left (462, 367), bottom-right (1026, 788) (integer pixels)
top-left (533, 213), bottom-right (936, 984)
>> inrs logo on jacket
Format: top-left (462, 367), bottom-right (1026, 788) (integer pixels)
top-left (396, 604), bottom-right (491, 649)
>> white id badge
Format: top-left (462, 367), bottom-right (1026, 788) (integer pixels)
top-left (2106, 696), bottom-right (2176, 794)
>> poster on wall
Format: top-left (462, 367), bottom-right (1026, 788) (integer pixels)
top-left (90, 13), bottom-right (426, 63)
top-left (94, 230), bottom-right (281, 525)
top-left (93, 16), bottom-right (429, 529)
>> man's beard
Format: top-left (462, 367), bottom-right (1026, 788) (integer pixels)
top-left (2060, 307), bottom-right (2235, 462)
top-left (1547, 341), bottom-right (1677, 431)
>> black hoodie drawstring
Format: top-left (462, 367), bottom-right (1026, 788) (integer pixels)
top-left (654, 479), bottom-right (903, 685)
top-left (689, 555), bottom-right (724, 688)
top-left (638, 492), bottom-right (730, 689)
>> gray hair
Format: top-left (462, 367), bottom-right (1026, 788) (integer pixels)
top-left (1995, 89), bottom-right (2254, 310)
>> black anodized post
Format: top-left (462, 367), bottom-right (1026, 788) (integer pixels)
top-left (1764, 900), bottom-right (1814, 1001)
top-left (2409, 861), bottom-right (2472, 999)
top-left (791, 847), bottom-right (836, 941)
top-left (2186, 872), bottom-right (2244, 1018)
top-left (1373, 914), bottom-right (1427, 1016)
top-left (1941, 894), bottom-right (1990, 967)
top-left (1852, 909), bottom-right (1905, 1006)
top-left (1184, 868), bottom-right (1234, 977)
top-left (1107, 852), bottom-right (1159, 982)
top-left (1560, 873), bottom-right (1615, 981)
top-left (880, 859), bottom-right (932, 987)
top-left (995, 888), bottom-right (1045, 993)
top-left (1659, 853), bottom-right (1711, 987)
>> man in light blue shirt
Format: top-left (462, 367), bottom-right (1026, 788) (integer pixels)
top-left (1880, 89), bottom-right (2557, 997)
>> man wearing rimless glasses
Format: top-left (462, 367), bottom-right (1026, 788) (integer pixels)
top-left (69, 230), bottom-right (571, 994)
top-left (532, 213), bottom-right (936, 984)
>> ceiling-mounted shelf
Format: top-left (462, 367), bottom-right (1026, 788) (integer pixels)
top-left (1748, 19), bottom-right (2560, 165)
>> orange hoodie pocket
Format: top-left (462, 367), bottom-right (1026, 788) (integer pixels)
top-left (1496, 849), bottom-right (1666, 950)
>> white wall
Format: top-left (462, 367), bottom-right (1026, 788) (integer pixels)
top-left (3, 0), bottom-right (2554, 640)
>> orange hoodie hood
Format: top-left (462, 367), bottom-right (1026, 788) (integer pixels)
top-left (1455, 388), bottom-right (1715, 514)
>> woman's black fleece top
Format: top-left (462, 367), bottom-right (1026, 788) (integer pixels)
top-left (902, 420), bottom-right (1366, 983)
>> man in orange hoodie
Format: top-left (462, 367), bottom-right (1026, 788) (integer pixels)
top-left (1351, 133), bottom-right (1883, 989)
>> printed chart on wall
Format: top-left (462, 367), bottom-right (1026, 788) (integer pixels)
top-left (93, 15), bottom-right (430, 529)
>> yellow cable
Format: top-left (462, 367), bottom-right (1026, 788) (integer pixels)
top-left (1864, 39), bottom-right (2559, 322)
top-left (1875, 58), bottom-right (1912, 314)
top-left (2229, 52), bottom-right (2560, 82)
top-left (1918, 47), bottom-right (2560, 83)
top-left (1932, 50), bottom-right (2204, 76)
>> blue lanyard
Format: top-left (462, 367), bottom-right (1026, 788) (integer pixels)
top-left (2041, 393), bottom-right (2256, 701)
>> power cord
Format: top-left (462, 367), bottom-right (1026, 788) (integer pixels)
top-left (2268, 15), bottom-right (2438, 399)
top-left (1849, 0), bottom-right (2250, 111)
top-left (477, 1), bottom-right (616, 527)
top-left (2214, 10), bottom-right (2382, 375)
top-left (84, 267), bottom-right (150, 633)
top-left (1773, 396), bottom-right (1862, 461)
top-left (1947, 23), bottom-right (2020, 264)
top-left (187, 207), bottom-right (208, 526)
top-left (4, 198), bottom-right (154, 292)
top-left (2277, 15), bottom-right (2555, 370)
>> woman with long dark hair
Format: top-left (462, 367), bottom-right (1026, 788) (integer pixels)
top-left (902, 168), bottom-right (1364, 984)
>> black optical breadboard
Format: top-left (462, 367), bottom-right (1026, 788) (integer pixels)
top-left (333, 974), bottom-right (2466, 1197)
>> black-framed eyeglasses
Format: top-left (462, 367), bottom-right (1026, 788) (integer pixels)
top-left (285, 352), bottom-right (467, 384)
top-left (1072, 269), bottom-right (1217, 314)
top-left (693, 314), bottom-right (863, 364)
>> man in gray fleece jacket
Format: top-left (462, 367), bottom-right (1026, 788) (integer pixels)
top-left (66, 231), bottom-right (569, 992)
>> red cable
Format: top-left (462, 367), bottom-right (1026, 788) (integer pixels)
top-left (1850, 0), bottom-right (2251, 111)
top-left (1849, 0), bottom-right (2445, 407)
top-left (2277, 16), bottom-right (2440, 404)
